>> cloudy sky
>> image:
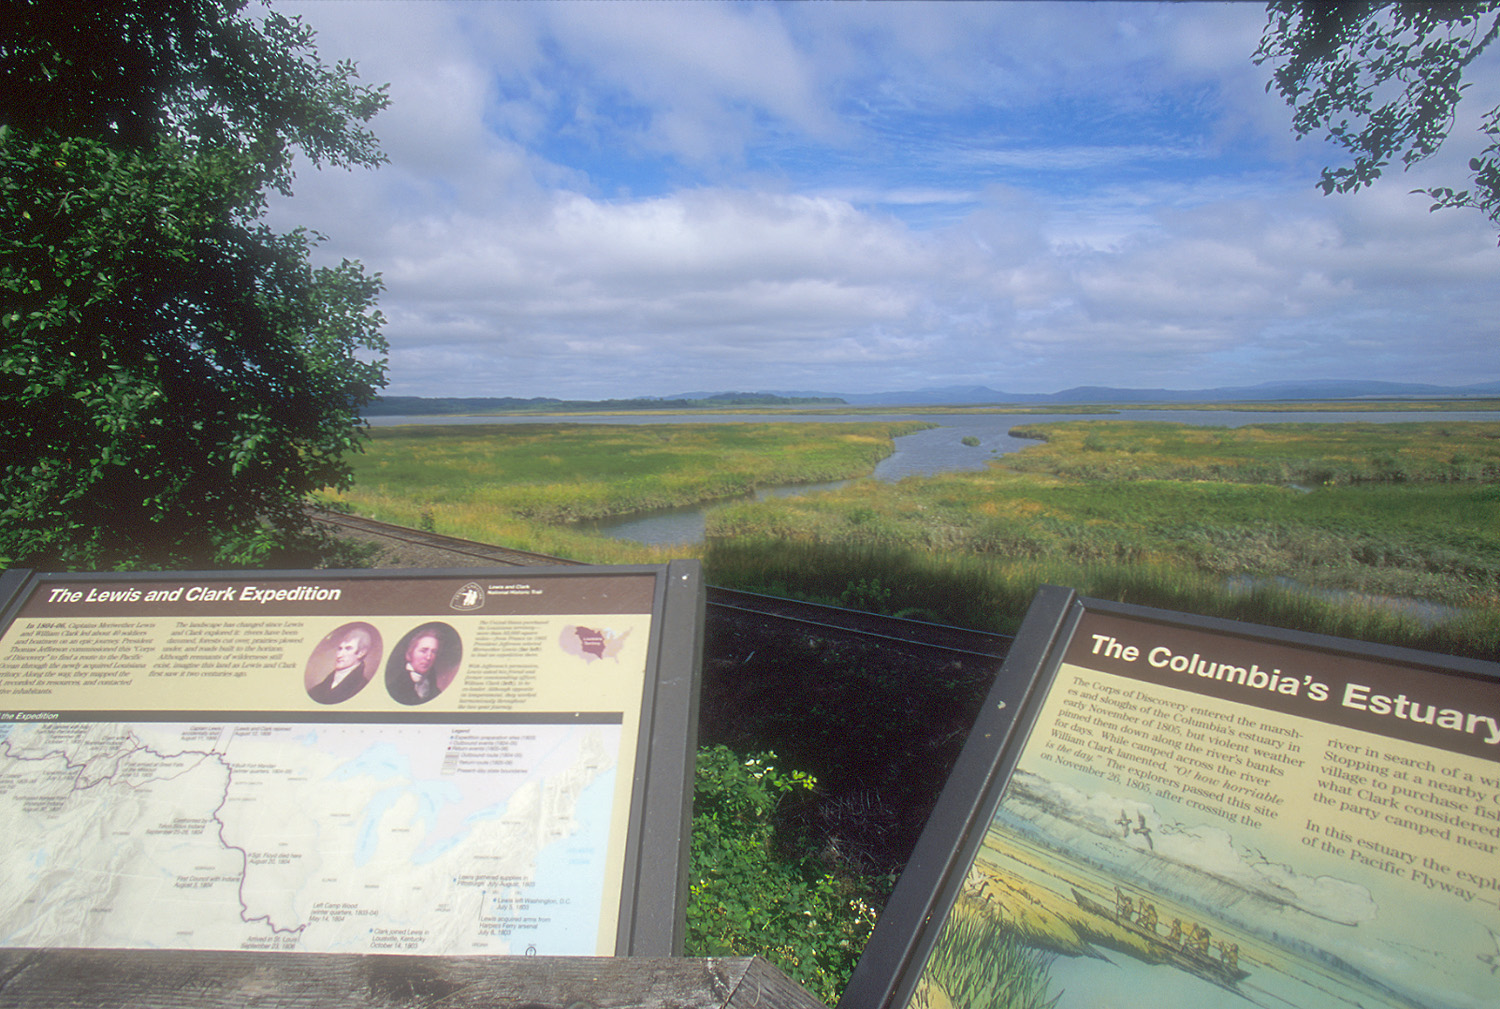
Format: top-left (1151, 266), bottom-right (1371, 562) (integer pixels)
top-left (265, 1), bottom-right (1500, 400)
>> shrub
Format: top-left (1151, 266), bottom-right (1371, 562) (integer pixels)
top-left (839, 577), bottom-right (892, 611)
top-left (686, 745), bottom-right (886, 1003)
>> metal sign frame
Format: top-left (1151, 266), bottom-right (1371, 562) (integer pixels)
top-left (0, 561), bottom-right (704, 957)
top-left (840, 585), bottom-right (1500, 1009)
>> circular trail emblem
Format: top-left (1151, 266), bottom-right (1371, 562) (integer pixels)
top-left (450, 582), bottom-right (486, 611)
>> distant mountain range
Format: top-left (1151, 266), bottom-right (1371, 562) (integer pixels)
top-left (670, 378), bottom-right (1500, 407)
top-left (371, 379), bottom-right (1500, 414)
top-left (366, 392), bottom-right (842, 415)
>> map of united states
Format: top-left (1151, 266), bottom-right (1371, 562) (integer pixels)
top-left (560, 625), bottom-right (631, 662)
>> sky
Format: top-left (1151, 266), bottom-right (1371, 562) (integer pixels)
top-left (264, 1), bottom-right (1500, 400)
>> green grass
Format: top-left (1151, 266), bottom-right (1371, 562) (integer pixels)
top-left (702, 422), bottom-right (1500, 660)
top-left (326, 418), bottom-right (1500, 658)
top-left (704, 537), bottom-right (1500, 658)
top-left (1005, 419), bottom-right (1500, 484)
top-left (319, 420), bottom-right (932, 562)
top-left (708, 475), bottom-right (1500, 601)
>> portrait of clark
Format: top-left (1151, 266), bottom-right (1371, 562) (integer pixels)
top-left (386, 622), bottom-right (463, 705)
top-left (305, 623), bottom-right (382, 704)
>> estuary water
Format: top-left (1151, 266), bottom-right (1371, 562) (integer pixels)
top-left (369, 409), bottom-right (1497, 546)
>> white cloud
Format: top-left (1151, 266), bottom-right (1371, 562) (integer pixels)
top-left (543, 2), bottom-right (838, 161)
top-left (262, 1), bottom-right (1498, 398)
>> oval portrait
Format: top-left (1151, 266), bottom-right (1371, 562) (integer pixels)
top-left (304, 622), bottom-right (383, 705)
top-left (386, 621), bottom-right (463, 705)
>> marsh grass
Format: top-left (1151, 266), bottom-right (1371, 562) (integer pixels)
top-left (708, 477), bottom-right (1500, 601)
top-left (705, 421), bottom-right (1500, 659)
top-left (327, 417), bottom-right (1500, 658)
top-left (1006, 420), bottom-right (1500, 484)
top-left (321, 421), bottom-right (932, 563)
top-left (706, 538), bottom-right (1500, 658)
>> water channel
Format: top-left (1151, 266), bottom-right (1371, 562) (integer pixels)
top-left (369, 409), bottom-right (1497, 547)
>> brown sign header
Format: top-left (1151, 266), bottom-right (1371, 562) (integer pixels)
top-left (1064, 609), bottom-right (1500, 763)
top-left (13, 571), bottom-right (657, 619)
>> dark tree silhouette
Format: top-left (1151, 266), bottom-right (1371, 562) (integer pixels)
top-left (1256, 1), bottom-right (1500, 240)
top-left (0, 1), bottom-right (390, 568)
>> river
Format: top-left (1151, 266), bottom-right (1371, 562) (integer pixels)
top-left (369, 408), bottom-right (1497, 546)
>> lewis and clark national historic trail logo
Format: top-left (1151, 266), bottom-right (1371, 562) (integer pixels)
top-left (450, 582), bottom-right (485, 611)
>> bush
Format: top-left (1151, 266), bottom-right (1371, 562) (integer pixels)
top-left (686, 745), bottom-right (886, 1003)
top-left (838, 577), bottom-right (892, 611)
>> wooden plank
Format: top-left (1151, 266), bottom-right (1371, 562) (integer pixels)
top-left (0, 951), bottom-right (827, 1009)
top-left (734, 956), bottom-right (834, 1009)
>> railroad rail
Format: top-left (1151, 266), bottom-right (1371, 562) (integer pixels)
top-left (311, 508), bottom-right (1012, 660)
top-left (310, 508), bottom-right (581, 568)
top-left (707, 586), bottom-right (1011, 658)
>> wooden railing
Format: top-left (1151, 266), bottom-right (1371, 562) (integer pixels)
top-left (0, 950), bottom-right (828, 1009)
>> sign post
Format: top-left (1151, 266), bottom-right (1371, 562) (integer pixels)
top-left (842, 586), bottom-right (1500, 1009)
top-left (0, 562), bottom-right (703, 958)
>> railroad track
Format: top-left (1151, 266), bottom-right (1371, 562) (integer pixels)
top-left (313, 508), bottom-right (1013, 661)
top-left (310, 508), bottom-right (581, 568)
top-left (707, 586), bottom-right (1012, 659)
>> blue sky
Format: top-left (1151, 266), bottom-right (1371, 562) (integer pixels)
top-left (267, 1), bottom-right (1500, 399)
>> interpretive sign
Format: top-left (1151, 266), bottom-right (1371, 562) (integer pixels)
top-left (0, 562), bottom-right (704, 957)
top-left (840, 585), bottom-right (1500, 1009)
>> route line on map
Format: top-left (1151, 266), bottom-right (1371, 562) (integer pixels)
top-left (210, 727), bottom-right (309, 939)
top-left (3, 723), bottom-right (309, 939)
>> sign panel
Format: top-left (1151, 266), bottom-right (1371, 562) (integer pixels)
top-left (842, 586), bottom-right (1500, 1009)
top-left (0, 563), bottom-right (703, 957)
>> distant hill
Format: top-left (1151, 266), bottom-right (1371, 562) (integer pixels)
top-left (365, 392), bottom-right (845, 416)
top-left (680, 379), bottom-right (1500, 407)
top-left (370, 380), bottom-right (1500, 415)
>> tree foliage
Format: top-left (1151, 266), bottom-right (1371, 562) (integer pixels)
top-left (1255, 1), bottom-right (1500, 239)
top-left (0, 0), bottom-right (389, 569)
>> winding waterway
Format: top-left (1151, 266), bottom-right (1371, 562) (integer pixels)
top-left (369, 409), bottom-right (1496, 546)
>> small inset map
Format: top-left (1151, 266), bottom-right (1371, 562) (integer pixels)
top-left (560, 625), bottom-right (630, 662)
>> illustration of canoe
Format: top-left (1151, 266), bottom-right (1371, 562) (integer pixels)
top-left (1072, 887), bottom-right (1251, 986)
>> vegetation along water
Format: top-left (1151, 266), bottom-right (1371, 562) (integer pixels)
top-left (708, 418), bottom-right (1500, 660)
top-left (323, 420), bottom-right (933, 563)
top-left (326, 412), bottom-right (1500, 662)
